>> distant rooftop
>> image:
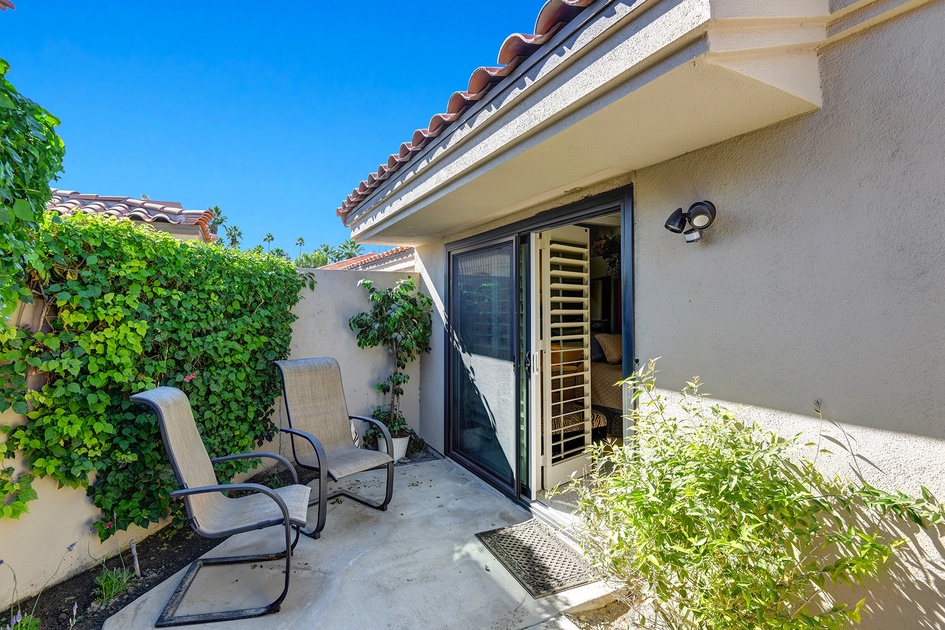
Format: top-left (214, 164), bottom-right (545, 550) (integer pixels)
top-left (320, 246), bottom-right (414, 272)
top-left (48, 189), bottom-right (216, 242)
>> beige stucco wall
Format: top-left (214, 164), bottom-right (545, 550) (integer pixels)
top-left (0, 269), bottom-right (420, 603)
top-left (271, 269), bottom-right (422, 451)
top-left (629, 7), bottom-right (945, 624)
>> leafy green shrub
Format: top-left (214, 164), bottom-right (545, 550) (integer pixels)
top-left (573, 360), bottom-right (944, 630)
top-left (0, 213), bottom-right (309, 537)
top-left (349, 277), bottom-right (432, 450)
top-left (0, 58), bottom-right (65, 318)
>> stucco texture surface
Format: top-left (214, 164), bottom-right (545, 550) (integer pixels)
top-left (631, 5), bottom-right (945, 627)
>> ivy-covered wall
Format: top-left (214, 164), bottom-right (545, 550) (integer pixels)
top-left (0, 212), bottom-right (308, 539)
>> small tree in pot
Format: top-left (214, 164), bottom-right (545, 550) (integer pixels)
top-left (349, 277), bottom-right (433, 455)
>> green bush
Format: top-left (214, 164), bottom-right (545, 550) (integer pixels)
top-left (0, 213), bottom-right (309, 537)
top-left (0, 58), bottom-right (65, 318)
top-left (349, 277), bottom-right (432, 449)
top-left (573, 360), bottom-right (944, 630)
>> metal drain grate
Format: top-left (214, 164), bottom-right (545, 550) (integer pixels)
top-left (476, 519), bottom-right (596, 598)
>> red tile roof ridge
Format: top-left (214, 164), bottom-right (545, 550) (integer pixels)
top-left (320, 245), bottom-right (413, 271)
top-left (0, 0), bottom-right (14, 11)
top-left (48, 189), bottom-right (217, 242)
top-left (336, 0), bottom-right (594, 221)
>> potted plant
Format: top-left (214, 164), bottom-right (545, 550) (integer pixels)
top-left (348, 277), bottom-right (433, 460)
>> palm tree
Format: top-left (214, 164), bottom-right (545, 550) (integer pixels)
top-left (224, 225), bottom-right (243, 248)
top-left (263, 232), bottom-right (274, 252)
top-left (208, 206), bottom-right (225, 235)
top-left (337, 238), bottom-right (364, 261)
top-left (296, 250), bottom-right (330, 268)
top-left (295, 237), bottom-right (305, 258)
top-left (318, 243), bottom-right (340, 263)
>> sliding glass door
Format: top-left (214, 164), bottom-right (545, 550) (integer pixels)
top-left (448, 239), bottom-right (519, 492)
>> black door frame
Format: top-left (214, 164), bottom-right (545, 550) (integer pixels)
top-left (444, 185), bottom-right (635, 501)
top-left (446, 235), bottom-right (521, 495)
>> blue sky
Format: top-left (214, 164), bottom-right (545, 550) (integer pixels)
top-left (1, 2), bottom-right (547, 254)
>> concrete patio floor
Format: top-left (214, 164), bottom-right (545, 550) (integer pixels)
top-left (105, 458), bottom-right (614, 629)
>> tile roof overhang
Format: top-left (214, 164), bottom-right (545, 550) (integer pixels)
top-left (336, 0), bottom-right (596, 221)
top-left (339, 0), bottom-right (831, 245)
top-left (48, 190), bottom-right (217, 242)
top-left (0, 1), bottom-right (14, 11)
top-left (319, 245), bottom-right (414, 271)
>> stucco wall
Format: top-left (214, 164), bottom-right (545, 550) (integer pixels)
top-left (0, 269), bottom-right (420, 603)
top-left (631, 4), bottom-right (945, 626)
top-left (272, 269), bottom-right (422, 449)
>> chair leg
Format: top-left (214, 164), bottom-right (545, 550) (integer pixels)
top-left (328, 460), bottom-right (394, 512)
top-left (300, 465), bottom-right (328, 539)
top-left (155, 519), bottom-right (295, 627)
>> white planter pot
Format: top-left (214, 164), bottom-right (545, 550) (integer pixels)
top-left (377, 436), bottom-right (409, 461)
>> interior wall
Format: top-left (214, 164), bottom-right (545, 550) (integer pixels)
top-left (632, 5), bottom-right (945, 627)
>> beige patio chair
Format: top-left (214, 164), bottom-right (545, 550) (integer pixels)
top-left (275, 357), bottom-right (394, 539)
top-left (130, 386), bottom-right (311, 627)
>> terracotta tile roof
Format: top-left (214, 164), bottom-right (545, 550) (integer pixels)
top-left (0, 1), bottom-right (14, 11)
top-left (320, 246), bottom-right (414, 271)
top-left (337, 0), bottom-right (594, 222)
top-left (48, 189), bottom-right (217, 242)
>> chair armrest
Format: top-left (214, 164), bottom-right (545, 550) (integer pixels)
top-left (211, 452), bottom-right (299, 485)
top-left (171, 483), bottom-right (290, 531)
top-left (350, 414), bottom-right (393, 456)
top-left (280, 427), bottom-right (327, 471)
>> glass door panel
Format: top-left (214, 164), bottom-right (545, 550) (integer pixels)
top-left (449, 241), bottom-right (518, 490)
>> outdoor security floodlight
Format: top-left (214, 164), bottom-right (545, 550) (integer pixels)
top-left (687, 201), bottom-right (716, 229)
top-left (664, 207), bottom-right (687, 233)
top-left (665, 201), bottom-right (717, 242)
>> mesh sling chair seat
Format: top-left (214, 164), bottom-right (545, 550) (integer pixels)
top-left (130, 386), bottom-right (311, 627)
top-left (275, 357), bottom-right (394, 539)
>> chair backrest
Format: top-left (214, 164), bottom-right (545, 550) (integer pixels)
top-left (130, 386), bottom-right (222, 531)
top-left (275, 358), bottom-right (354, 453)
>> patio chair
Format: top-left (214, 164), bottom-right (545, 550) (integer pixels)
top-left (130, 386), bottom-right (311, 627)
top-left (275, 357), bottom-right (394, 539)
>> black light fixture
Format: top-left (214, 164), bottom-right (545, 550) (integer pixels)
top-left (664, 201), bottom-right (717, 243)
top-left (664, 207), bottom-right (687, 233)
top-left (687, 201), bottom-right (716, 229)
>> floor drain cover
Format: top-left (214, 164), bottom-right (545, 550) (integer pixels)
top-left (476, 519), bottom-right (596, 598)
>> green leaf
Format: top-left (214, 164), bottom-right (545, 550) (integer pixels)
top-left (12, 400), bottom-right (28, 415)
top-left (11, 199), bottom-right (35, 222)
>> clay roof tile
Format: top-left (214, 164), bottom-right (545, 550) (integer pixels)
top-left (337, 0), bottom-right (595, 222)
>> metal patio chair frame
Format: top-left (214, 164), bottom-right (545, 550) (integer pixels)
top-left (275, 357), bottom-right (394, 539)
top-left (131, 386), bottom-right (311, 627)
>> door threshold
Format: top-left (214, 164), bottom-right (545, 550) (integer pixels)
top-left (529, 498), bottom-right (581, 544)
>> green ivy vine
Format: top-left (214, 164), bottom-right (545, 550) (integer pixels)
top-left (0, 57), bottom-right (65, 318)
top-left (0, 212), bottom-right (310, 538)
